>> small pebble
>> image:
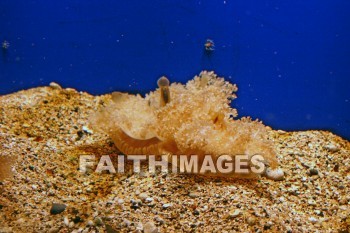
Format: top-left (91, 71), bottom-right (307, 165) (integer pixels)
top-left (324, 144), bottom-right (340, 152)
top-left (193, 209), bottom-right (200, 215)
top-left (229, 209), bottom-right (241, 218)
top-left (48, 227), bottom-right (60, 233)
top-left (94, 217), bottom-right (104, 226)
top-left (50, 203), bottom-right (66, 215)
top-left (105, 224), bottom-right (118, 233)
top-left (162, 203), bottom-right (172, 209)
top-left (63, 216), bottom-right (69, 226)
top-left (154, 216), bottom-right (165, 224)
top-left (123, 219), bottom-right (131, 226)
top-left (73, 216), bottom-right (82, 223)
top-left (265, 168), bottom-right (285, 181)
top-left (315, 210), bottom-right (324, 217)
top-left (135, 222), bottom-right (143, 231)
top-left (189, 192), bottom-right (199, 198)
top-left (82, 126), bottom-right (93, 134)
top-left (246, 216), bottom-right (256, 226)
top-left (308, 199), bottom-right (317, 206)
top-left (264, 221), bottom-right (273, 230)
top-left (143, 221), bottom-right (158, 233)
top-left (309, 168), bottom-right (319, 176)
top-left (309, 217), bottom-right (318, 223)
top-left (139, 192), bottom-right (148, 201)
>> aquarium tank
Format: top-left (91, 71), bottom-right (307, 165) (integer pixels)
top-left (0, 1), bottom-right (349, 232)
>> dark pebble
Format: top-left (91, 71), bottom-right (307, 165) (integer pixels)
top-left (147, 203), bottom-right (156, 207)
top-left (193, 209), bottom-right (200, 215)
top-left (73, 216), bottom-right (83, 223)
top-left (264, 223), bottom-right (272, 230)
top-left (77, 130), bottom-right (84, 139)
top-left (50, 203), bottom-right (67, 215)
top-left (131, 203), bottom-right (141, 210)
top-left (105, 225), bottom-right (118, 233)
top-left (71, 208), bottom-right (79, 215)
top-left (334, 164), bottom-right (339, 172)
top-left (317, 211), bottom-right (324, 217)
top-left (309, 168), bottom-right (318, 176)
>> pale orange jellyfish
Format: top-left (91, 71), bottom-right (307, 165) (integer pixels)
top-left (90, 71), bottom-right (279, 179)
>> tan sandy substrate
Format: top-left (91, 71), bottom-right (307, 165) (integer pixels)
top-left (0, 84), bottom-right (349, 233)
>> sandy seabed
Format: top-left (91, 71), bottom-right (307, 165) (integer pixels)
top-left (0, 83), bottom-right (349, 233)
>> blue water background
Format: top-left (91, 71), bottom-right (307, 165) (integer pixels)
top-left (1, 1), bottom-right (349, 139)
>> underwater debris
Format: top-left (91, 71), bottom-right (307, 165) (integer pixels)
top-left (90, 71), bottom-right (279, 178)
top-left (204, 39), bottom-right (215, 51)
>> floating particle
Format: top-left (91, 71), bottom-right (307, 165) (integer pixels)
top-left (2, 40), bottom-right (10, 49)
top-left (204, 39), bottom-right (215, 51)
